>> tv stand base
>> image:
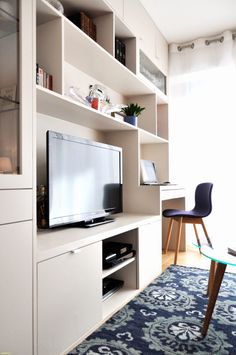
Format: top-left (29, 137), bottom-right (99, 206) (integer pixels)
top-left (81, 217), bottom-right (115, 228)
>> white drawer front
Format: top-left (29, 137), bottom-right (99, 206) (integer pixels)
top-left (0, 189), bottom-right (32, 225)
top-left (161, 188), bottom-right (185, 201)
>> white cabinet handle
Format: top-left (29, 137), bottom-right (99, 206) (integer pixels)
top-left (71, 248), bottom-right (81, 254)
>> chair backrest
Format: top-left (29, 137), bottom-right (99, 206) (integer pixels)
top-left (193, 182), bottom-right (213, 217)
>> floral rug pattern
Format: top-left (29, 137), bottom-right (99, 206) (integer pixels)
top-left (68, 265), bottom-right (236, 354)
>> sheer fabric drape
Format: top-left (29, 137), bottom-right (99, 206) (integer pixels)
top-left (169, 31), bottom-right (236, 244)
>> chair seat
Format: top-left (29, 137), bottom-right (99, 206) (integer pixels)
top-left (163, 209), bottom-right (208, 219)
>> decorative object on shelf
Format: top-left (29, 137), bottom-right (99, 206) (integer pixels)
top-left (68, 11), bottom-right (96, 42)
top-left (67, 86), bottom-right (90, 106)
top-left (37, 185), bottom-right (48, 229)
top-left (88, 84), bottom-right (107, 110)
top-left (0, 85), bottom-right (17, 111)
top-left (121, 102), bottom-right (145, 126)
top-left (0, 156), bottom-right (13, 174)
top-left (66, 84), bottom-right (126, 115)
top-left (46, 0), bottom-right (64, 14)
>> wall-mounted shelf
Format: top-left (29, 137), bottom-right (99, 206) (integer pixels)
top-left (64, 19), bottom-right (153, 96)
top-left (102, 257), bottom-right (135, 279)
top-left (37, 85), bottom-right (137, 131)
top-left (139, 128), bottom-right (168, 144)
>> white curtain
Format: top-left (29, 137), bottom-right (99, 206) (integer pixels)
top-left (169, 30), bottom-right (236, 246)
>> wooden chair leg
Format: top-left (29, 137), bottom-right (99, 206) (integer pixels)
top-left (193, 223), bottom-right (201, 247)
top-left (174, 217), bottom-right (183, 265)
top-left (164, 218), bottom-right (174, 254)
top-left (201, 219), bottom-right (212, 247)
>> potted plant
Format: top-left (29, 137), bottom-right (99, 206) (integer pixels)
top-left (121, 103), bottom-right (145, 126)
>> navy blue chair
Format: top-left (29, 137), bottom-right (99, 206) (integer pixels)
top-left (162, 182), bottom-right (213, 264)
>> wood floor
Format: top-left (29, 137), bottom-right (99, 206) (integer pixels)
top-left (162, 244), bottom-right (236, 274)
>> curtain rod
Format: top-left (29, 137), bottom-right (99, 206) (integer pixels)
top-left (205, 36), bottom-right (224, 46)
top-left (177, 43), bottom-right (194, 52)
top-left (177, 35), bottom-right (225, 51)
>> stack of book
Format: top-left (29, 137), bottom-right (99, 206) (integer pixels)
top-left (68, 12), bottom-right (96, 42)
top-left (115, 38), bottom-right (126, 66)
top-left (36, 64), bottom-right (53, 91)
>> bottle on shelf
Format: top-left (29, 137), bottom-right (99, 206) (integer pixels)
top-left (37, 185), bottom-right (48, 229)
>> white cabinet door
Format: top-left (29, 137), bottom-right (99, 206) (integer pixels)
top-left (124, 0), bottom-right (168, 75)
top-left (0, 221), bottom-right (33, 355)
top-left (38, 241), bottom-right (102, 355)
top-left (138, 221), bottom-right (162, 288)
top-left (107, 0), bottom-right (124, 18)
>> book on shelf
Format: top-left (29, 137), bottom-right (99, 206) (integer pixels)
top-left (115, 38), bottom-right (126, 66)
top-left (89, 19), bottom-right (97, 41)
top-left (68, 12), bottom-right (97, 42)
top-left (36, 64), bottom-right (53, 90)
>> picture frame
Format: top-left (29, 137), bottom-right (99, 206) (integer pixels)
top-left (140, 159), bottom-right (159, 185)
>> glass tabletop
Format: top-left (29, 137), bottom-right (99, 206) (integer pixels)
top-left (200, 244), bottom-right (236, 267)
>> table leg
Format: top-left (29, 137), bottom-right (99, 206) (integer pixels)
top-left (207, 260), bottom-right (216, 297)
top-left (202, 262), bottom-right (227, 336)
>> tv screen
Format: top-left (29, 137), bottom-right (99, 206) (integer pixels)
top-left (47, 131), bottom-right (123, 228)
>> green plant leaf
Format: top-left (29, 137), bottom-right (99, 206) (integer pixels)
top-left (121, 103), bottom-right (145, 117)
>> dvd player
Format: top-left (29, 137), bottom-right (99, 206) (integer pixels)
top-left (103, 241), bottom-right (133, 262)
top-left (103, 278), bottom-right (124, 301)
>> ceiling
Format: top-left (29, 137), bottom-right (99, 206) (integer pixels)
top-left (139, 0), bottom-right (236, 44)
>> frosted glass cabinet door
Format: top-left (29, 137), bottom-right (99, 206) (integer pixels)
top-left (0, 221), bottom-right (33, 355)
top-left (38, 241), bottom-right (103, 355)
top-left (0, 0), bottom-right (33, 188)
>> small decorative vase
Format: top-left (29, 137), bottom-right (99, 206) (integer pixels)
top-left (124, 115), bottom-right (138, 126)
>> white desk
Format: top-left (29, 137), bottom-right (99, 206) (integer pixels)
top-left (160, 185), bottom-right (186, 251)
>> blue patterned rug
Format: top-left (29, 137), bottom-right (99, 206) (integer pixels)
top-left (68, 265), bottom-right (236, 354)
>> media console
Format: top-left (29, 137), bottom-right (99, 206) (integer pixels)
top-left (37, 213), bottom-right (162, 355)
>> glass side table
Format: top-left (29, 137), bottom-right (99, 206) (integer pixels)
top-left (199, 244), bottom-right (236, 336)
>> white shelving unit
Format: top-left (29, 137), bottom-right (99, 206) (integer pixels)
top-left (35, 1), bottom-right (169, 354)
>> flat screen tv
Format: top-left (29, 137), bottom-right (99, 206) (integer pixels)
top-left (46, 131), bottom-right (123, 228)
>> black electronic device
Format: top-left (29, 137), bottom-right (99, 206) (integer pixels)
top-left (102, 278), bottom-right (124, 300)
top-left (103, 250), bottom-right (136, 269)
top-left (103, 242), bottom-right (133, 260)
top-left (46, 131), bottom-right (123, 228)
top-left (103, 241), bottom-right (135, 269)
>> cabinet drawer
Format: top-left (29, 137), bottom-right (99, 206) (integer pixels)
top-left (0, 189), bottom-right (32, 225)
top-left (38, 241), bottom-right (102, 355)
